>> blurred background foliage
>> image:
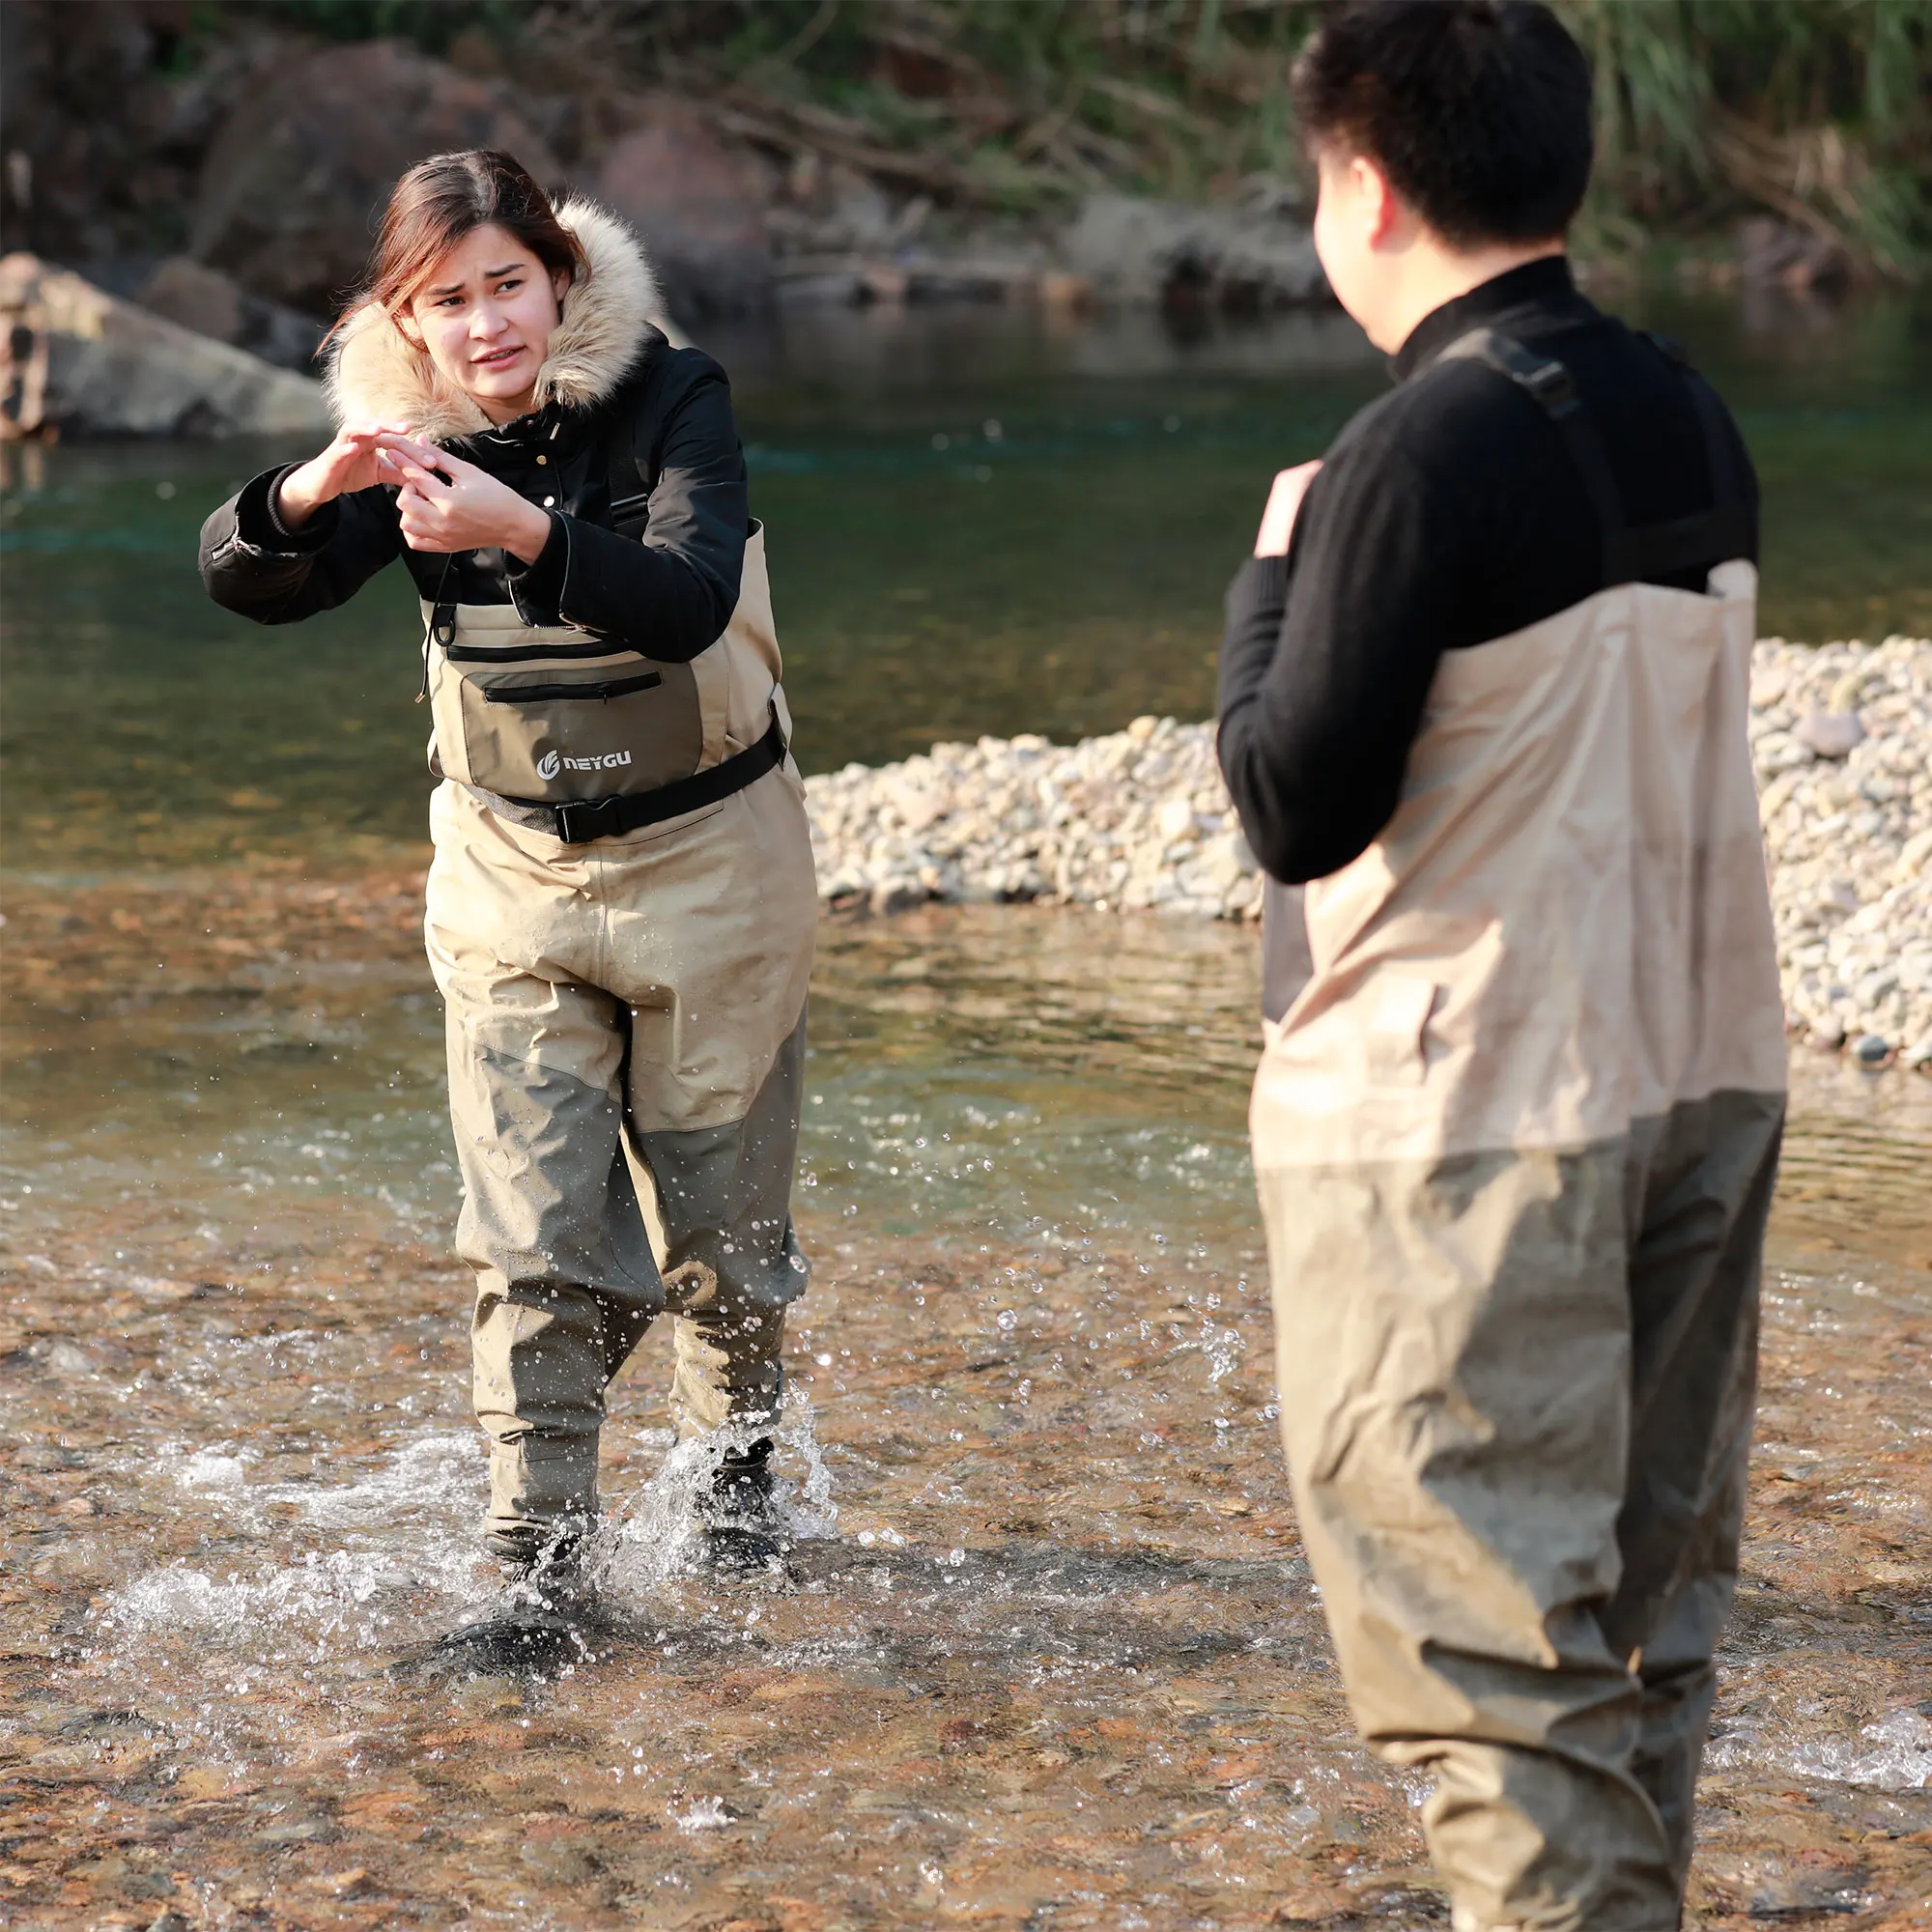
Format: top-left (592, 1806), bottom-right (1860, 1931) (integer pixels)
top-left (196, 0), bottom-right (1932, 274)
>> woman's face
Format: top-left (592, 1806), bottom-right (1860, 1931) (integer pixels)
top-left (405, 221), bottom-right (571, 421)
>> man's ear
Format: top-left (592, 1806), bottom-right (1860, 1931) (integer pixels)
top-left (1357, 155), bottom-right (1404, 250)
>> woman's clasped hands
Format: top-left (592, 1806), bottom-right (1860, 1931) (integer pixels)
top-left (381, 434), bottom-right (554, 564)
top-left (272, 422), bottom-right (552, 564)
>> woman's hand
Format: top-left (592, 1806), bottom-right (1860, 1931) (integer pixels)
top-left (273, 422), bottom-right (413, 529)
top-left (1254, 460), bottom-right (1323, 558)
top-left (381, 436), bottom-right (553, 563)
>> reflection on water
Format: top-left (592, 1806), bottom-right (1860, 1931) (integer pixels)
top-left (4, 295), bottom-right (1931, 873)
top-left (3, 297), bottom-right (1930, 1923)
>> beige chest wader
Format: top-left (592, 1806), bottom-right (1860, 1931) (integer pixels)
top-left (417, 498), bottom-right (818, 1567)
top-left (1249, 327), bottom-right (1785, 1929)
top-left (423, 523), bottom-right (792, 843)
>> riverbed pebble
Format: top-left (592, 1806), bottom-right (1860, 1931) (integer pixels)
top-left (803, 636), bottom-right (1932, 1069)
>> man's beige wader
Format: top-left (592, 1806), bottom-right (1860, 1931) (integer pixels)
top-left (1253, 336), bottom-right (1784, 1930)
top-left (422, 530), bottom-right (817, 1558)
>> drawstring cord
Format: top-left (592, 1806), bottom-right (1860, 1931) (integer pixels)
top-left (417, 553), bottom-right (456, 703)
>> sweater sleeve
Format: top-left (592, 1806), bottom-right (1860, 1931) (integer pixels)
top-left (1215, 438), bottom-right (1458, 884)
top-left (504, 358), bottom-right (750, 663)
top-left (199, 467), bottom-right (404, 623)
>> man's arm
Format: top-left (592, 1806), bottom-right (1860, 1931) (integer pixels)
top-left (1216, 436), bottom-right (1457, 884)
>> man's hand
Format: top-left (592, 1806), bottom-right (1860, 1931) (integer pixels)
top-left (380, 436), bottom-right (553, 564)
top-left (1254, 460), bottom-right (1324, 558)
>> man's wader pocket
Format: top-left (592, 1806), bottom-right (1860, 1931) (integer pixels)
top-left (427, 606), bottom-right (705, 802)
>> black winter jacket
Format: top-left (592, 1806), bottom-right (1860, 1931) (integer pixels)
top-left (199, 327), bottom-right (750, 667)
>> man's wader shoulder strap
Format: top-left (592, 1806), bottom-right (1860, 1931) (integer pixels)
top-left (1434, 324), bottom-right (1753, 583)
top-left (1256, 324), bottom-right (1756, 1023)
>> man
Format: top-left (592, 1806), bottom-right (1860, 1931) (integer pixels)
top-left (1217, 5), bottom-right (1784, 1927)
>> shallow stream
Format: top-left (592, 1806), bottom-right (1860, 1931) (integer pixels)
top-left (2, 297), bottom-right (1929, 1929)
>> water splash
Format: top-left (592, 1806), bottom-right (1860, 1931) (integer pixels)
top-left (600, 1391), bottom-right (838, 1596)
top-left (1790, 1707), bottom-right (1932, 1792)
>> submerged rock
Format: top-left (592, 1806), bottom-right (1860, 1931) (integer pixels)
top-left (1062, 191), bottom-right (1328, 310)
top-left (0, 252), bottom-right (328, 438)
top-left (804, 635), bottom-right (1932, 1071)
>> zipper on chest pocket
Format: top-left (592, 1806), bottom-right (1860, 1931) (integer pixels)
top-left (483, 671), bottom-right (666, 703)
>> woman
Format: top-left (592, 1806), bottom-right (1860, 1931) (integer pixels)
top-left (200, 150), bottom-right (817, 1594)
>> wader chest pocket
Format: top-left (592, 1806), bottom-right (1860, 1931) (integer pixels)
top-left (450, 657), bottom-right (704, 801)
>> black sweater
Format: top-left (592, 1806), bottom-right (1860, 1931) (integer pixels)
top-left (199, 327), bottom-right (749, 664)
top-left (1216, 258), bottom-right (1759, 885)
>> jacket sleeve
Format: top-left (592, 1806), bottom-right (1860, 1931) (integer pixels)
top-left (505, 357), bottom-right (749, 664)
top-left (199, 467), bottom-right (404, 623)
top-left (1215, 438), bottom-right (1456, 885)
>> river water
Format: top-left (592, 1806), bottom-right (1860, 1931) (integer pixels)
top-left (2, 295), bottom-right (1929, 1929)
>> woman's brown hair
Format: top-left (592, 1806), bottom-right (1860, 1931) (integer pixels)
top-left (332, 149), bottom-right (584, 338)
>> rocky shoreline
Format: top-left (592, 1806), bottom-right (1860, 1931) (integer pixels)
top-left (805, 635), bottom-right (1932, 1072)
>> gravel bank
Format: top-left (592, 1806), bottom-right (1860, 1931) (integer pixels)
top-left (805, 636), bottom-right (1932, 1069)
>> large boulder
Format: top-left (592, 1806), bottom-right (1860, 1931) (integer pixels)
top-left (135, 256), bottom-right (325, 372)
top-left (0, 253), bottom-right (329, 438)
top-left (188, 40), bottom-right (564, 315)
top-left (1062, 192), bottom-right (1328, 310)
top-left (592, 98), bottom-right (777, 320)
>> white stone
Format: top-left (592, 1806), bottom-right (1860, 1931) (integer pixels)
top-left (803, 636), bottom-right (1932, 1072)
top-left (1796, 708), bottom-right (1865, 759)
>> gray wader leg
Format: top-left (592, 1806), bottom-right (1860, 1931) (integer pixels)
top-left (455, 997), bottom-right (811, 1560)
top-left (632, 1008), bottom-right (810, 1444)
top-left (1260, 1090), bottom-right (1781, 1932)
top-left (1610, 1092), bottom-right (1781, 1884)
top-left (445, 978), bottom-right (666, 1561)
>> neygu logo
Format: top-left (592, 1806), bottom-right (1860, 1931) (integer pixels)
top-left (538, 746), bottom-right (633, 780)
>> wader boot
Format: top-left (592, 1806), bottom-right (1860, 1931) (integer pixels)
top-left (400, 1517), bottom-right (608, 1681)
top-left (1250, 335), bottom-right (1784, 1931)
top-left (696, 1436), bottom-right (791, 1577)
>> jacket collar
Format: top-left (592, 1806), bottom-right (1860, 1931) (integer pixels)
top-left (1392, 255), bottom-right (1586, 382)
top-left (324, 199), bottom-right (662, 442)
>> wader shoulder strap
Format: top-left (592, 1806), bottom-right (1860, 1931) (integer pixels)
top-left (1435, 325), bottom-right (1751, 584)
top-left (1639, 329), bottom-right (1755, 568)
top-left (607, 401), bottom-right (652, 531)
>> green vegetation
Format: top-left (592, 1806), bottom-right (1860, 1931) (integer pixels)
top-left (213, 0), bottom-right (1932, 273)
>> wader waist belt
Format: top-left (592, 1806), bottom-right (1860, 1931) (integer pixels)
top-left (487, 713), bottom-right (787, 844)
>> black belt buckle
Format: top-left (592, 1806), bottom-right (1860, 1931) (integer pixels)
top-left (551, 795), bottom-right (625, 845)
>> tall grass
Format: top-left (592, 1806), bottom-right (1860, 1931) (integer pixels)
top-left (1565, 0), bottom-right (1932, 272)
top-left (226, 0), bottom-right (1932, 272)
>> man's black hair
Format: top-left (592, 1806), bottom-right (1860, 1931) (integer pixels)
top-left (1291, 0), bottom-right (1594, 248)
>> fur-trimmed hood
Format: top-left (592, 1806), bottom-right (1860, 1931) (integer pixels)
top-left (324, 198), bottom-right (661, 441)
